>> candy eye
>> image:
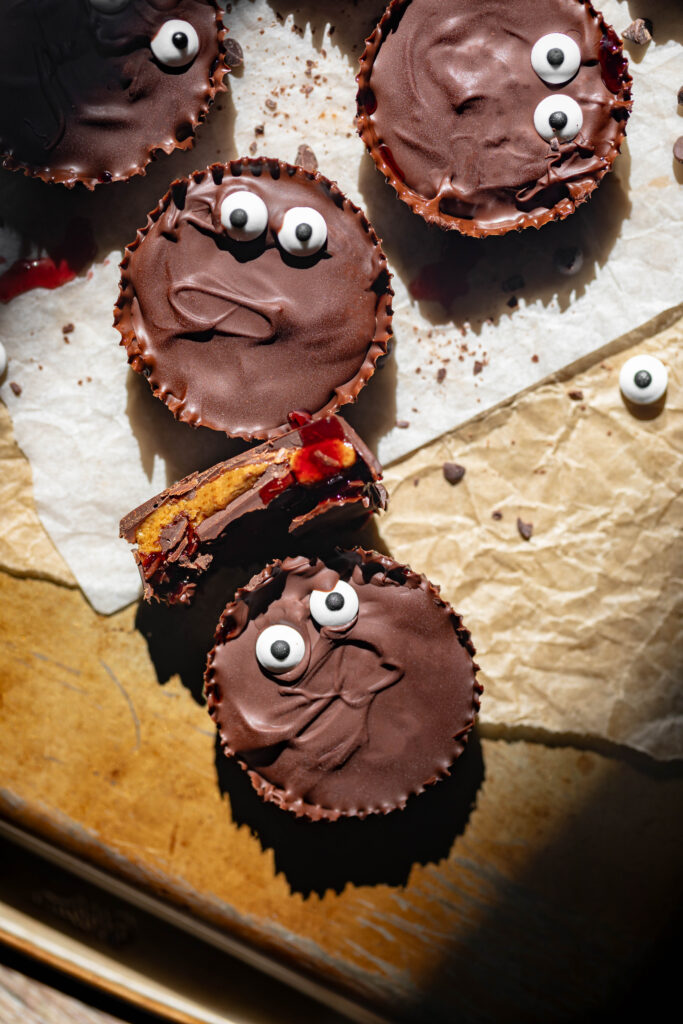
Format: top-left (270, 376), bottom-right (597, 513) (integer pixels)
top-left (277, 207), bottom-right (327, 257)
top-left (150, 20), bottom-right (200, 69)
top-left (534, 95), bottom-right (583, 142)
top-left (255, 624), bottom-right (306, 674)
top-left (619, 355), bottom-right (668, 405)
top-left (88, 0), bottom-right (131, 11)
top-left (531, 33), bottom-right (581, 85)
top-left (309, 580), bottom-right (359, 627)
top-left (220, 191), bottom-right (269, 241)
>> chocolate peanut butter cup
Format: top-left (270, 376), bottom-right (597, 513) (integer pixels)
top-left (120, 416), bottom-right (387, 605)
top-left (357, 0), bottom-right (632, 236)
top-left (0, 0), bottom-right (228, 189)
top-left (205, 550), bottom-right (481, 820)
top-left (115, 158), bottom-right (393, 440)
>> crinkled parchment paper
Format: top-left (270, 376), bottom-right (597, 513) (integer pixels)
top-left (0, 1), bottom-right (681, 753)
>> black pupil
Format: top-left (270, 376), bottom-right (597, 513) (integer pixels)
top-left (549, 111), bottom-right (568, 131)
top-left (325, 592), bottom-right (345, 612)
top-left (546, 47), bottom-right (565, 67)
top-left (270, 639), bottom-right (290, 661)
top-left (172, 31), bottom-right (189, 50)
top-left (230, 208), bottom-right (248, 228)
top-left (295, 223), bottom-right (313, 242)
top-left (634, 370), bottom-right (652, 389)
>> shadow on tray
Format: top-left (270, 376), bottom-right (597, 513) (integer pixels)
top-left (215, 728), bottom-right (485, 897)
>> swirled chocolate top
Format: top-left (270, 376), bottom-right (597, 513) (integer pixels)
top-left (0, 0), bottom-right (227, 188)
top-left (205, 550), bottom-right (481, 820)
top-left (357, 0), bottom-right (632, 235)
top-left (116, 160), bottom-right (393, 440)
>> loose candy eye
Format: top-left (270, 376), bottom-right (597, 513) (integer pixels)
top-left (89, 0), bottom-right (131, 11)
top-left (278, 207), bottom-right (327, 256)
top-left (534, 95), bottom-right (583, 142)
top-left (220, 191), bottom-right (269, 241)
top-left (619, 355), bottom-right (668, 405)
top-left (531, 33), bottom-right (581, 85)
top-left (309, 580), bottom-right (359, 627)
top-left (255, 624), bottom-right (306, 674)
top-left (150, 20), bottom-right (200, 68)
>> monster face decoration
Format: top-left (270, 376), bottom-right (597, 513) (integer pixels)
top-left (205, 551), bottom-right (481, 819)
top-left (357, 0), bottom-right (632, 235)
top-left (116, 159), bottom-right (393, 440)
top-left (0, 0), bottom-right (228, 187)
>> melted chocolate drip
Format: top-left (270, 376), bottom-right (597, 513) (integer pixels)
top-left (0, 0), bottom-right (227, 188)
top-left (115, 159), bottom-right (393, 439)
top-left (357, 0), bottom-right (632, 235)
top-left (205, 550), bottom-right (481, 820)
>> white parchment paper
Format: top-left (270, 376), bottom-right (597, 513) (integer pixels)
top-left (1, 0), bottom-right (682, 614)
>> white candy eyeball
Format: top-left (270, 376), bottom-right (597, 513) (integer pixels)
top-left (255, 624), bottom-right (306, 674)
top-left (619, 355), bottom-right (668, 405)
top-left (534, 94), bottom-right (583, 142)
top-left (151, 20), bottom-right (200, 69)
top-left (220, 191), bottom-right (269, 241)
top-left (309, 580), bottom-right (359, 628)
top-left (531, 33), bottom-right (581, 85)
top-left (89, 0), bottom-right (131, 11)
top-left (277, 207), bottom-right (327, 257)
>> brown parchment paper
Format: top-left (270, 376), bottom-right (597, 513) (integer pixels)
top-left (2, 317), bottom-right (680, 760)
top-left (378, 316), bottom-right (683, 761)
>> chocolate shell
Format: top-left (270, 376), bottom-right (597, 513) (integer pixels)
top-left (357, 0), bottom-right (632, 236)
top-left (120, 416), bottom-right (387, 606)
top-left (205, 550), bottom-right (481, 821)
top-left (0, 0), bottom-right (228, 189)
top-left (115, 158), bottom-right (393, 440)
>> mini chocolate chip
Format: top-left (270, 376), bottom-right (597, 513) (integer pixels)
top-left (678, 86), bottom-right (683, 106)
top-left (622, 18), bottom-right (653, 45)
top-left (492, 511), bottom-right (503, 521)
top-left (517, 518), bottom-right (533, 541)
top-left (442, 462), bottom-right (465, 485)
top-left (568, 389), bottom-right (584, 400)
top-left (9, 381), bottom-right (21, 396)
top-left (295, 143), bottom-right (318, 172)
top-left (224, 38), bottom-right (244, 68)
top-left (436, 367), bottom-right (446, 384)
top-left (549, 110), bottom-right (568, 131)
top-left (62, 323), bottom-right (74, 334)
top-left (634, 369), bottom-right (652, 389)
top-left (507, 296), bottom-right (518, 308)
top-left (325, 592), bottom-right (344, 611)
top-left (546, 47), bottom-right (564, 66)
top-left (270, 640), bottom-right (290, 661)
top-left (674, 137), bottom-right (683, 164)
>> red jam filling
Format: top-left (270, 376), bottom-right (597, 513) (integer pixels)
top-left (598, 28), bottom-right (628, 94)
top-left (0, 218), bottom-right (96, 303)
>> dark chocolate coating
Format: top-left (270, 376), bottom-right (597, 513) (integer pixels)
top-left (119, 416), bottom-right (387, 605)
top-left (357, 0), bottom-right (632, 235)
top-left (0, 0), bottom-right (227, 188)
top-left (115, 159), bottom-right (393, 439)
top-left (205, 551), bottom-right (481, 819)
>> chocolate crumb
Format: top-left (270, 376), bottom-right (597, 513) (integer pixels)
top-left (9, 381), bottom-right (21, 396)
top-left (678, 86), bottom-right (683, 106)
top-left (501, 274), bottom-right (525, 292)
top-left (265, 97), bottom-right (277, 111)
top-left (554, 246), bottom-right (584, 276)
top-left (224, 38), bottom-right (244, 68)
top-left (413, 478), bottom-right (420, 487)
top-left (517, 518), bottom-right (533, 541)
top-left (396, 418), bottom-right (410, 429)
top-left (492, 510), bottom-right (503, 521)
top-left (674, 137), bottom-right (683, 164)
top-left (254, 124), bottom-right (264, 136)
top-left (248, 141), bottom-right (257, 155)
top-left (531, 354), bottom-right (539, 363)
top-left (507, 296), bottom-right (518, 308)
top-left (436, 367), bottom-right (446, 384)
top-left (473, 360), bottom-right (483, 375)
top-left (295, 143), bottom-right (318, 172)
top-left (622, 18), bottom-right (653, 45)
top-left (62, 323), bottom-right (74, 334)
top-left (568, 389), bottom-right (584, 401)
top-left (442, 462), bottom-right (465, 485)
